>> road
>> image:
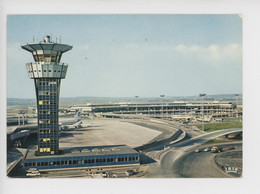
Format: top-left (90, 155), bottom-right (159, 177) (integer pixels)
top-left (144, 128), bottom-right (242, 178)
top-left (172, 143), bottom-right (242, 178)
top-left (173, 128), bottom-right (242, 149)
top-left (171, 151), bottom-right (227, 178)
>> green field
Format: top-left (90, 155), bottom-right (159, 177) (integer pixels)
top-left (221, 117), bottom-right (243, 122)
top-left (198, 122), bottom-right (242, 132)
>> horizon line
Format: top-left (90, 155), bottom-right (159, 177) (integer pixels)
top-left (7, 93), bottom-right (243, 100)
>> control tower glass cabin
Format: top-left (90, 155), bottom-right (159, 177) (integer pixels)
top-left (21, 35), bottom-right (72, 155)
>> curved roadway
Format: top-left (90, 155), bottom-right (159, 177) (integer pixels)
top-left (144, 128), bottom-right (242, 178)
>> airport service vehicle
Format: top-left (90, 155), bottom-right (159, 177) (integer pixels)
top-left (226, 146), bottom-right (235, 150)
top-left (203, 147), bottom-right (210, 152)
top-left (127, 169), bottom-right (137, 175)
top-left (26, 170), bottom-right (40, 177)
top-left (26, 168), bottom-right (38, 173)
top-left (194, 149), bottom-right (202, 153)
top-left (211, 146), bottom-right (223, 153)
top-left (26, 168), bottom-right (40, 177)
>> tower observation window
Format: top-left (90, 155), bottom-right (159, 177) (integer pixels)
top-left (34, 53), bottom-right (60, 62)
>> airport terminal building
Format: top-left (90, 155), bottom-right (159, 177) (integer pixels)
top-left (23, 145), bottom-right (140, 172)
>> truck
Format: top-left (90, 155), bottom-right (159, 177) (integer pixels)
top-left (211, 146), bottom-right (223, 153)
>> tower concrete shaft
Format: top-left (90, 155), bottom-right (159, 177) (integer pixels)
top-left (21, 35), bottom-right (72, 155)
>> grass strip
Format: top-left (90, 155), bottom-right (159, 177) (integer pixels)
top-left (198, 123), bottom-right (242, 132)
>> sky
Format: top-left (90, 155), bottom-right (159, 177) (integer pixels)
top-left (7, 14), bottom-right (242, 98)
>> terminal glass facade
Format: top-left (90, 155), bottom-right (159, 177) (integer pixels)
top-left (23, 151), bottom-right (140, 171)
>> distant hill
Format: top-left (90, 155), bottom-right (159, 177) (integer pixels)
top-left (7, 98), bottom-right (36, 105)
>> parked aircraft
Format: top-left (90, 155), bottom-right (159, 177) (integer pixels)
top-left (59, 111), bottom-right (82, 131)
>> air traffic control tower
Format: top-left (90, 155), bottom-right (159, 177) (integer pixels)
top-left (21, 35), bottom-right (72, 155)
top-left (21, 36), bottom-right (139, 174)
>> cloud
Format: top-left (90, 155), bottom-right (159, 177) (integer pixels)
top-left (123, 42), bottom-right (242, 67)
top-left (7, 41), bottom-right (242, 98)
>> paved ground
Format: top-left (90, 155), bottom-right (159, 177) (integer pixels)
top-left (7, 148), bottom-right (27, 171)
top-left (143, 130), bottom-right (242, 178)
top-left (59, 118), bottom-right (162, 148)
top-left (171, 150), bottom-right (228, 178)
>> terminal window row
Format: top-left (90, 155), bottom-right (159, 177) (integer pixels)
top-left (38, 80), bottom-right (57, 85)
top-left (39, 100), bottom-right (57, 105)
top-left (39, 110), bottom-right (57, 115)
top-left (38, 138), bottom-right (58, 142)
top-left (38, 96), bottom-right (57, 101)
top-left (39, 143), bottom-right (58, 148)
top-left (38, 116), bottom-right (58, 120)
top-left (38, 99), bottom-right (57, 103)
top-left (39, 91), bottom-right (57, 96)
top-left (38, 128), bottom-right (58, 132)
top-left (38, 132), bottom-right (58, 137)
top-left (38, 105), bottom-right (58, 110)
top-left (39, 132), bottom-right (58, 136)
top-left (39, 138), bottom-right (58, 142)
top-left (39, 119), bottom-right (57, 124)
top-left (38, 124), bottom-right (58, 129)
top-left (29, 70), bottom-right (65, 73)
top-left (38, 86), bottom-right (57, 90)
top-left (39, 129), bottom-right (57, 134)
top-left (24, 156), bottom-right (139, 167)
top-left (38, 114), bottom-right (57, 118)
top-left (38, 90), bottom-right (57, 95)
top-left (39, 138), bottom-right (57, 142)
top-left (39, 140), bottom-right (58, 145)
top-left (39, 148), bottom-right (51, 152)
top-left (39, 124), bottom-right (58, 128)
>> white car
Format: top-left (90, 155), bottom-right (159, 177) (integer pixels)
top-left (26, 168), bottom-right (38, 173)
top-left (194, 149), bottom-right (201, 153)
top-left (203, 147), bottom-right (210, 152)
top-left (26, 171), bottom-right (40, 177)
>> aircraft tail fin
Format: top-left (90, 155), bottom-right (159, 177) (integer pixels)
top-left (74, 110), bottom-right (81, 120)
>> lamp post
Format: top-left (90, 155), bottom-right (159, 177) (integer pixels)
top-left (17, 114), bottom-right (20, 126)
top-left (160, 95), bottom-right (165, 119)
top-left (234, 94), bottom-right (239, 122)
top-left (135, 96), bottom-right (139, 115)
top-left (199, 93), bottom-right (206, 131)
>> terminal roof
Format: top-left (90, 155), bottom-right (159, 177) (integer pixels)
top-left (25, 145), bottom-right (139, 160)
